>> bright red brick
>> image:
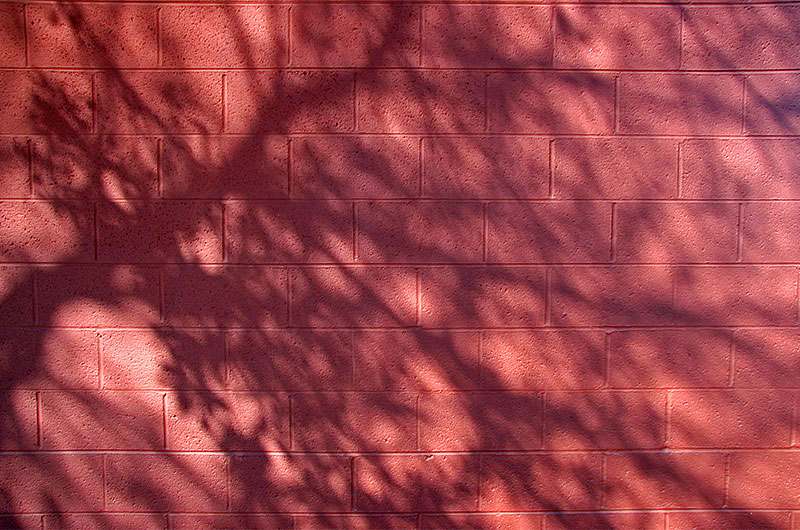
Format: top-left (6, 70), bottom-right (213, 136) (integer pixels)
top-left (684, 6), bottom-right (800, 69)
top-left (734, 329), bottom-right (800, 387)
top-left (616, 203), bottom-right (739, 263)
top-left (101, 329), bottom-right (225, 390)
top-left (28, 4), bottom-right (157, 67)
top-left (170, 515), bottom-right (291, 530)
top-left (423, 6), bottom-right (551, 67)
top-left (482, 330), bottom-right (605, 390)
top-left (296, 515), bottom-right (417, 530)
top-left (743, 204), bottom-right (800, 262)
top-left (43, 514), bottom-right (167, 530)
top-left (292, 392), bottom-right (417, 451)
top-left (357, 201), bottom-right (482, 263)
top-left (357, 71), bottom-right (484, 133)
top-left (0, 138), bottom-right (28, 198)
top-left (353, 330), bottom-right (480, 391)
top-left (290, 266), bottom-right (416, 328)
top-left (555, 7), bottom-right (680, 69)
top-left (227, 71), bottom-right (354, 133)
top-left (481, 453), bottom-right (603, 511)
top-left (229, 454), bottom-right (351, 513)
top-left (41, 390), bottom-right (164, 450)
top-left (608, 330), bottom-right (731, 388)
top-left (0, 391), bottom-right (37, 450)
top-left (667, 510), bottom-right (791, 530)
top-left (355, 454), bottom-right (478, 512)
top-left (682, 139), bottom-right (800, 199)
top-left (162, 6), bottom-right (288, 68)
top-left (619, 74), bottom-right (743, 135)
top-left (551, 266), bottom-right (674, 326)
top-left (605, 452), bottom-right (726, 509)
top-left (545, 391), bottom-right (667, 450)
top-left (419, 392), bottom-right (542, 450)
top-left (0, 266), bottom-right (33, 326)
top-left (227, 200), bottom-right (353, 263)
top-left (293, 5), bottom-right (419, 67)
top-left (105, 454), bottom-right (227, 512)
top-left (488, 202), bottom-right (612, 263)
top-left (488, 72), bottom-right (615, 133)
top-left (0, 3), bottom-right (24, 67)
top-left (554, 138), bottom-right (678, 199)
top-left (728, 452), bottom-right (800, 508)
top-left (422, 514), bottom-right (543, 530)
top-left (36, 265), bottom-right (159, 328)
top-left (745, 74), bottom-right (800, 135)
top-left (546, 512), bottom-right (666, 530)
top-left (423, 137), bottom-right (549, 199)
top-left (162, 136), bottom-right (286, 199)
top-left (0, 71), bottom-right (92, 135)
top-left (292, 137), bottom-right (419, 199)
top-left (96, 72), bottom-right (223, 134)
top-left (420, 266), bottom-right (546, 327)
top-left (166, 391), bottom-right (289, 451)
top-left (674, 266), bottom-right (797, 326)
top-left (163, 265), bottom-right (287, 327)
top-left (0, 201), bottom-right (93, 262)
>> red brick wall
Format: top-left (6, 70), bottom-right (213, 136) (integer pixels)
top-left (1, 2), bottom-right (799, 529)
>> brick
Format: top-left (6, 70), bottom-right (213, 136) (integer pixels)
top-left (28, 4), bottom-right (157, 68)
top-left (728, 452), bottom-right (800, 508)
top-left (292, 392), bottom-right (417, 451)
top-left (0, 516), bottom-right (41, 530)
top-left (0, 328), bottom-right (97, 389)
top-left (101, 329), bottom-right (225, 390)
top-left (355, 454), bottom-right (478, 512)
top-left (353, 330), bottom-right (480, 391)
top-left (555, 7), bottom-right (680, 69)
top-left (0, 266), bottom-right (33, 326)
top-left (227, 71), bottom-right (354, 133)
top-left (292, 137), bottom-right (419, 199)
top-left (0, 201), bottom-right (93, 262)
top-left (166, 391), bottom-right (289, 451)
top-left (488, 202), bottom-right (612, 263)
top-left (293, 5), bottom-right (419, 67)
top-left (36, 265), bottom-right (159, 328)
top-left (227, 200), bottom-right (352, 263)
top-left (164, 265), bottom-right (287, 327)
top-left (0, 391), bottom-right (37, 450)
top-left (546, 512), bottom-right (666, 530)
top-left (229, 330), bottom-right (351, 391)
top-left (554, 138), bottom-right (678, 200)
top-left (0, 71), bottom-right (92, 135)
top-left (423, 6), bottom-right (551, 67)
top-left (668, 510), bottom-right (792, 530)
top-left (0, 454), bottom-right (104, 513)
top-left (605, 452), bottom-right (726, 509)
top-left (481, 453), bottom-right (602, 511)
top-left (0, 138), bottom-right (29, 198)
top-left (357, 71), bottom-right (484, 133)
top-left (619, 74), bottom-right (743, 135)
top-left (669, 390), bottom-right (792, 449)
top-left (551, 266), bottom-right (674, 326)
top-left (33, 136), bottom-right (158, 199)
top-left (734, 329), bottom-right (800, 387)
top-left (482, 331), bottom-right (605, 390)
top-left (488, 72), bottom-right (615, 133)
top-left (106, 454), bottom-right (227, 512)
top-left (423, 137), bottom-right (549, 199)
top-left (230, 454), bottom-right (351, 513)
top-left (41, 390), bottom-right (163, 450)
top-left (96, 72), bottom-right (223, 134)
top-left (420, 266), bottom-right (546, 327)
top-left (290, 266), bottom-right (416, 328)
top-left (616, 203), bottom-right (739, 263)
top-left (163, 136), bottom-right (287, 199)
top-left (162, 6), bottom-right (288, 68)
top-left (743, 204), bottom-right (800, 262)
top-left (419, 392), bottom-right (542, 450)
top-left (357, 201), bottom-right (483, 263)
top-left (609, 330), bottom-right (731, 388)
top-left (674, 266), bottom-right (797, 326)
top-left (422, 514), bottom-right (542, 530)
top-left (296, 515), bottom-right (416, 530)
top-left (545, 391), bottom-right (666, 450)
top-left (0, 4), bottom-right (24, 67)
top-left (43, 515), bottom-right (167, 530)
top-left (682, 139), bottom-right (800, 199)
top-left (170, 515), bottom-right (291, 530)
top-left (684, 7), bottom-right (800, 69)
top-left (746, 74), bottom-right (800, 134)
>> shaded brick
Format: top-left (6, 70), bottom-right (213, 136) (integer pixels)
top-left (0, 3), bottom-right (24, 67)
top-left (422, 514), bottom-right (543, 530)
top-left (44, 515), bottom-right (167, 530)
top-left (0, 201), bottom-right (94, 262)
top-left (742, 203), bottom-right (800, 262)
top-left (0, 137), bottom-right (30, 198)
top-left (734, 329), bottom-right (800, 388)
top-left (746, 74), bottom-right (800, 135)
top-left (0, 391), bottom-right (37, 450)
top-left (170, 515), bottom-right (291, 530)
top-left (0, 71), bottom-right (92, 135)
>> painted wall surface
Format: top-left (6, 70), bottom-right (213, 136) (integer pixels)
top-left (1, 2), bottom-right (800, 529)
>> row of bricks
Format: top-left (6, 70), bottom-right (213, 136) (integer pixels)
top-left (8, 199), bottom-right (800, 264)
top-left (3, 4), bottom-right (800, 71)
top-left (3, 265), bottom-right (800, 328)
top-left (2, 70), bottom-right (799, 135)
top-left (1, 451), bottom-right (799, 513)
top-left (7, 135), bottom-right (800, 201)
top-left (3, 388), bottom-right (800, 451)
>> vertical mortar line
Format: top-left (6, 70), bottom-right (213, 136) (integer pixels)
top-left (93, 201), bottom-right (99, 261)
top-left (418, 137), bottom-right (424, 198)
top-left (35, 390), bottom-right (42, 448)
top-left (482, 202), bottom-right (488, 263)
top-left (736, 203), bottom-right (744, 262)
top-left (610, 203), bottom-right (617, 262)
top-left (22, 4), bottom-right (29, 67)
top-left (156, 7), bottom-right (162, 67)
top-left (676, 140), bottom-right (683, 199)
top-left (221, 73), bottom-right (227, 133)
top-left (722, 453), bottom-right (731, 507)
top-left (352, 202), bottom-right (358, 262)
top-left (157, 138), bottom-right (163, 198)
top-left (545, 267), bottom-right (552, 326)
top-left (728, 333), bottom-right (735, 388)
top-left (161, 392), bottom-right (167, 449)
top-left (548, 139), bottom-right (555, 199)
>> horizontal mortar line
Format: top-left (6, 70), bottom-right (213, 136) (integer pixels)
top-left (14, 261), bottom-right (800, 267)
top-left (23, 386), bottom-right (800, 393)
top-left (11, 0), bottom-right (800, 7)
top-left (4, 325), bottom-right (796, 332)
top-left (6, 509), bottom-right (791, 516)
top-left (15, 198), bottom-right (800, 204)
